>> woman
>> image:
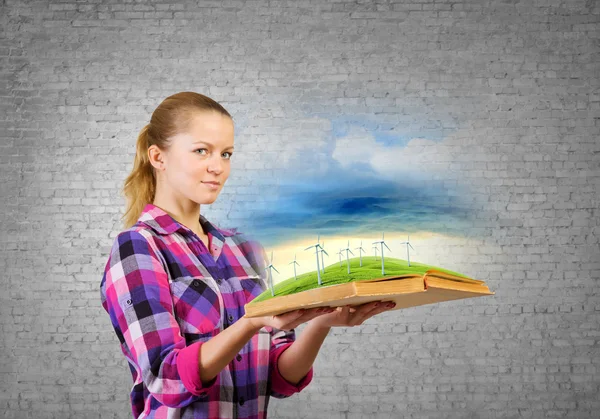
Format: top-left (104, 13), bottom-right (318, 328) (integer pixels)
top-left (99, 91), bottom-right (396, 418)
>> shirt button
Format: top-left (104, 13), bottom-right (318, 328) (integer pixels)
top-left (236, 354), bottom-right (242, 362)
top-left (239, 397), bottom-right (245, 405)
top-left (228, 314), bottom-right (234, 322)
top-left (216, 279), bottom-right (222, 285)
top-left (192, 280), bottom-right (200, 288)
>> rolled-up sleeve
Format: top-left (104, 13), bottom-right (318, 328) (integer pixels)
top-left (100, 230), bottom-right (217, 408)
top-left (268, 328), bottom-right (314, 398)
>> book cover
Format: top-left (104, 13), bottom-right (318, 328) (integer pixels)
top-left (244, 255), bottom-right (494, 318)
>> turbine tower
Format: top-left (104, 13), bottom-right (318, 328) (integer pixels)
top-left (372, 232), bottom-right (392, 275)
top-left (354, 240), bottom-right (366, 267)
top-left (343, 240), bottom-right (355, 274)
top-left (319, 239), bottom-right (329, 275)
top-left (288, 252), bottom-right (300, 280)
top-left (266, 251), bottom-right (280, 296)
top-left (372, 245), bottom-right (379, 260)
top-left (304, 233), bottom-right (324, 286)
top-left (337, 249), bottom-right (344, 267)
top-left (399, 234), bottom-right (415, 267)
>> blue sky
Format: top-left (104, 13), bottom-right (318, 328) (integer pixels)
top-left (234, 116), bottom-right (475, 248)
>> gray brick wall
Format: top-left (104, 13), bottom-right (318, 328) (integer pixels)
top-left (1, 0), bottom-right (598, 418)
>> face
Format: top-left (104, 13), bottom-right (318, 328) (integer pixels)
top-left (151, 111), bottom-right (234, 205)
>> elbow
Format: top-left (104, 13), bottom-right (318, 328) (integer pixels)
top-left (142, 343), bottom-right (217, 408)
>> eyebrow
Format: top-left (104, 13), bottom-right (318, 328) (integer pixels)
top-left (192, 141), bottom-right (234, 150)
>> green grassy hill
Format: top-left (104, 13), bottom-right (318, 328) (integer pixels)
top-left (250, 256), bottom-right (472, 303)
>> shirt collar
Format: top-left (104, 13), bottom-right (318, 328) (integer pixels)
top-left (136, 203), bottom-right (238, 242)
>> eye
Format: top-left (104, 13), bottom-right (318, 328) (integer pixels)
top-left (194, 148), bottom-right (209, 155)
top-left (223, 151), bottom-right (233, 159)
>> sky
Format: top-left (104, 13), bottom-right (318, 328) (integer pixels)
top-left (228, 115), bottom-right (481, 284)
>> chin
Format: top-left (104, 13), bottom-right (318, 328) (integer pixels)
top-left (199, 196), bottom-right (218, 205)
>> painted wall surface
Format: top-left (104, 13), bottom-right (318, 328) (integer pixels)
top-left (1, 0), bottom-right (598, 418)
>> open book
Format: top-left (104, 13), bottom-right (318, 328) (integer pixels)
top-left (243, 257), bottom-right (494, 318)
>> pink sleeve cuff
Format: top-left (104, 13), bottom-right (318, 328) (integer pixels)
top-left (269, 342), bottom-right (314, 396)
top-left (176, 341), bottom-right (218, 396)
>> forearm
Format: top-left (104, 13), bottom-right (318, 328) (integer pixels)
top-left (198, 316), bottom-right (262, 383)
top-left (276, 321), bottom-right (331, 384)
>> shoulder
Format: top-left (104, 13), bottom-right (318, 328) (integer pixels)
top-left (112, 225), bottom-right (159, 248)
top-left (102, 227), bottom-right (169, 288)
top-left (107, 226), bottom-right (165, 266)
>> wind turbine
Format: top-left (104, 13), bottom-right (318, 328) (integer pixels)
top-left (304, 233), bottom-right (324, 286)
top-left (372, 232), bottom-right (392, 276)
top-left (319, 239), bottom-right (329, 275)
top-left (288, 252), bottom-right (300, 280)
top-left (343, 240), bottom-right (355, 274)
top-left (266, 251), bottom-right (280, 296)
top-left (337, 249), bottom-right (344, 267)
top-left (372, 245), bottom-right (379, 260)
top-left (399, 234), bottom-right (416, 267)
top-left (354, 240), bottom-right (366, 267)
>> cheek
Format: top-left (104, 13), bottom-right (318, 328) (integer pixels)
top-left (168, 163), bottom-right (198, 185)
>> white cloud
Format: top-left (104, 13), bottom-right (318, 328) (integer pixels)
top-left (331, 126), bottom-right (443, 181)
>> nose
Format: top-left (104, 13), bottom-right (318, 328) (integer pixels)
top-left (207, 153), bottom-right (224, 174)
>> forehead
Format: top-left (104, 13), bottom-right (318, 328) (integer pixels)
top-left (186, 111), bottom-right (234, 136)
top-left (174, 111), bottom-right (234, 145)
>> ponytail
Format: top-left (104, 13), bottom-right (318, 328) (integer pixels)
top-left (120, 124), bottom-right (157, 229)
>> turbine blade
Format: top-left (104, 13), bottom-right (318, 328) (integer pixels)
top-left (409, 243), bottom-right (415, 250)
top-left (384, 243), bottom-right (391, 251)
top-left (272, 266), bottom-right (280, 274)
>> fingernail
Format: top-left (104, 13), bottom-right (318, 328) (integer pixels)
top-left (387, 302), bottom-right (396, 308)
top-left (374, 302), bottom-right (380, 307)
top-left (316, 308), bottom-right (323, 312)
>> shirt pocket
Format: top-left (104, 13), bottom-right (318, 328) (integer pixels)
top-left (237, 274), bottom-right (267, 304)
top-left (169, 275), bottom-right (222, 337)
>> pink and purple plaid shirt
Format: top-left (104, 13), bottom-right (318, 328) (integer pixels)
top-left (100, 203), bottom-right (313, 418)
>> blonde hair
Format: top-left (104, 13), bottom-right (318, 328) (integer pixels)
top-left (120, 91), bottom-right (233, 229)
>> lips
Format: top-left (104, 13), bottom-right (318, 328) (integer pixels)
top-left (203, 181), bottom-right (220, 185)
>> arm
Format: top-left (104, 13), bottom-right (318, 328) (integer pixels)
top-left (100, 230), bottom-right (262, 407)
top-left (275, 321), bottom-right (331, 384)
top-left (197, 316), bottom-right (261, 383)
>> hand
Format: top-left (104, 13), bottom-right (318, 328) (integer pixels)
top-left (244, 307), bottom-right (335, 331)
top-left (308, 300), bottom-right (397, 329)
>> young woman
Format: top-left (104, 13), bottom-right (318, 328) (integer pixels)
top-left (99, 92), bottom-right (396, 419)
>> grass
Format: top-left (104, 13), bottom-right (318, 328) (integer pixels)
top-left (249, 256), bottom-right (473, 303)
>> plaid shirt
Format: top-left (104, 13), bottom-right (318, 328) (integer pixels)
top-left (100, 203), bottom-right (312, 418)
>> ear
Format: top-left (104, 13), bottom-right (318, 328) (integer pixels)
top-left (148, 145), bottom-right (166, 171)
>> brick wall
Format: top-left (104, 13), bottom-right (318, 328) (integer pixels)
top-left (1, 0), bottom-right (598, 418)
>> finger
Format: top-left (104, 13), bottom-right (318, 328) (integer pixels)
top-left (272, 309), bottom-right (306, 324)
top-left (348, 301), bottom-right (386, 326)
top-left (273, 308), bottom-right (322, 330)
top-left (290, 307), bottom-right (334, 326)
top-left (362, 303), bottom-right (396, 321)
top-left (291, 308), bottom-right (325, 323)
top-left (354, 301), bottom-right (383, 317)
top-left (362, 301), bottom-right (397, 322)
